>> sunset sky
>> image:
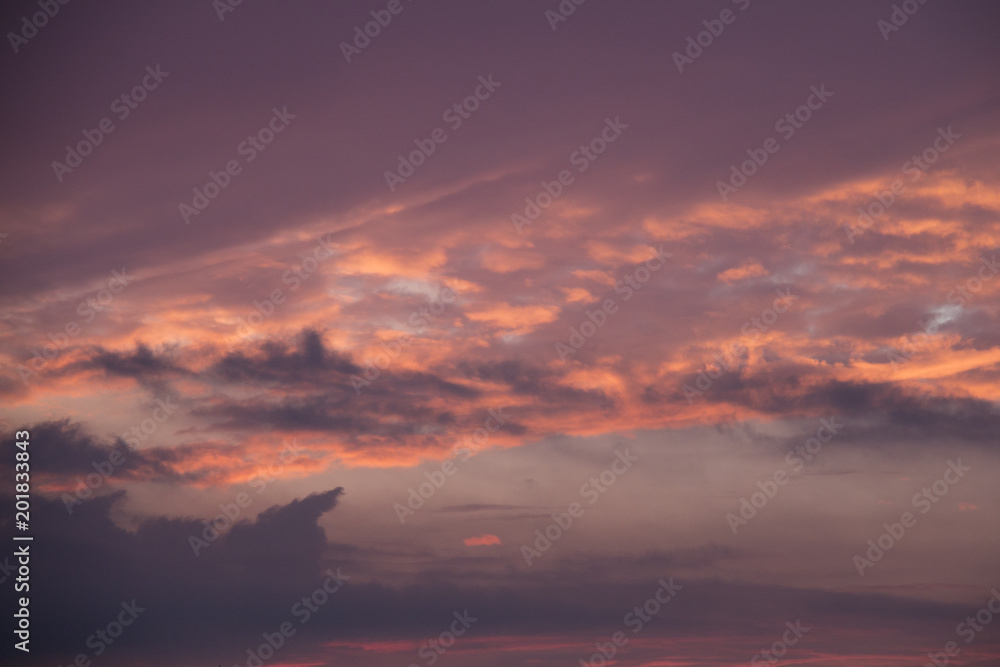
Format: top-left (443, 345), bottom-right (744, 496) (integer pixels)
top-left (2, 1), bottom-right (1000, 666)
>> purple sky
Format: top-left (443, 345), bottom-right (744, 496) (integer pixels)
top-left (2, 1), bottom-right (1000, 666)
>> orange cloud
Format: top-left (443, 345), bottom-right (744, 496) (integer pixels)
top-left (717, 262), bottom-right (769, 283)
top-left (465, 303), bottom-right (561, 335)
top-left (463, 534), bottom-right (502, 546)
top-left (584, 241), bottom-right (658, 266)
top-left (560, 287), bottom-right (596, 304)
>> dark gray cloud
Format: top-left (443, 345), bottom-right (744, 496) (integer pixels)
top-left (0, 488), bottom-right (343, 666)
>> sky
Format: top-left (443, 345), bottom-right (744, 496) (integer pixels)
top-left (1, 1), bottom-right (1000, 666)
